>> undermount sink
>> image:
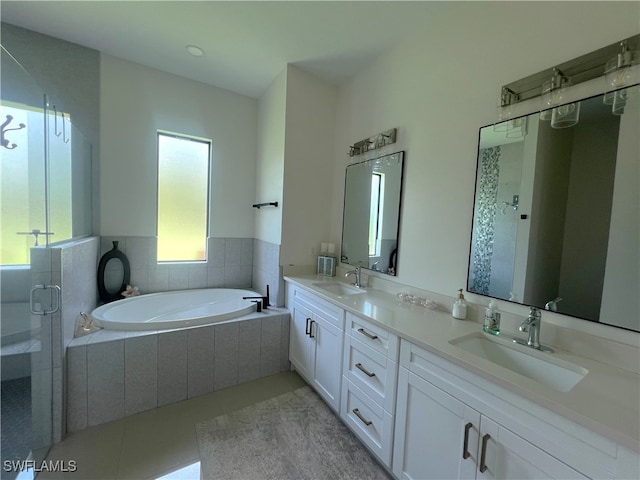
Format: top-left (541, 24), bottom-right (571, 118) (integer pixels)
top-left (449, 333), bottom-right (588, 392)
top-left (313, 282), bottom-right (366, 297)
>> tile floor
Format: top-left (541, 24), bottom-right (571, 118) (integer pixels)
top-left (38, 371), bottom-right (306, 479)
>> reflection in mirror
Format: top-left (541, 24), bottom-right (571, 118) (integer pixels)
top-left (342, 151), bottom-right (404, 276)
top-left (468, 89), bottom-right (639, 332)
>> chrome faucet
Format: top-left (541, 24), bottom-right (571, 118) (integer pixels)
top-left (545, 297), bottom-right (563, 312)
top-left (345, 266), bottom-right (363, 288)
top-left (514, 307), bottom-right (553, 352)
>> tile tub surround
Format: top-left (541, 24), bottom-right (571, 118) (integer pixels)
top-left (66, 309), bottom-right (291, 432)
top-left (99, 236), bottom-right (283, 306)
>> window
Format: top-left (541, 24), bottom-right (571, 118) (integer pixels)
top-left (368, 172), bottom-right (384, 257)
top-left (157, 131), bottom-right (211, 262)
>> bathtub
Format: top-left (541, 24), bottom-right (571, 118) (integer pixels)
top-left (91, 288), bottom-right (262, 331)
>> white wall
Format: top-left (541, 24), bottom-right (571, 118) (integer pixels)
top-left (100, 55), bottom-right (258, 238)
top-left (281, 65), bottom-right (337, 267)
top-left (331, 2), bottom-right (639, 329)
top-left (255, 69), bottom-right (286, 245)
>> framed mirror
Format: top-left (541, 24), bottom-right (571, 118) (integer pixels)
top-left (468, 89), bottom-right (639, 332)
top-left (341, 151), bottom-right (405, 276)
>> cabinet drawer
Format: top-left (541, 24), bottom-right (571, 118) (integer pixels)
top-left (341, 377), bottom-right (394, 467)
top-left (293, 288), bottom-right (344, 330)
top-left (343, 335), bottom-right (397, 412)
top-left (346, 312), bottom-right (398, 360)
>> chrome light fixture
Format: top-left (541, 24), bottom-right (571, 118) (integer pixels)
top-left (603, 41), bottom-right (639, 115)
top-left (539, 68), bottom-right (580, 129)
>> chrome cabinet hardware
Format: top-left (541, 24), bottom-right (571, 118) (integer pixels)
top-left (305, 317), bottom-right (312, 336)
top-left (355, 362), bottom-right (376, 378)
top-left (462, 422), bottom-right (473, 459)
top-left (352, 408), bottom-right (373, 426)
top-left (357, 327), bottom-right (378, 340)
top-left (479, 433), bottom-right (491, 473)
top-left (309, 320), bottom-right (315, 338)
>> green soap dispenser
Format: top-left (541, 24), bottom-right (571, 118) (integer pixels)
top-left (483, 299), bottom-right (501, 335)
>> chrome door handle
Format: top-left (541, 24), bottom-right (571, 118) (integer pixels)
top-left (30, 284), bottom-right (61, 315)
top-left (355, 362), bottom-right (376, 378)
top-left (352, 408), bottom-right (373, 426)
top-left (479, 433), bottom-right (491, 473)
top-left (305, 317), bottom-right (312, 336)
top-left (357, 327), bottom-right (378, 340)
top-left (462, 422), bottom-right (473, 460)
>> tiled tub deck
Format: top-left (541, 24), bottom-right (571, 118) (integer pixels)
top-left (66, 309), bottom-right (290, 432)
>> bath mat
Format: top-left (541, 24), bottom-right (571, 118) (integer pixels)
top-left (195, 386), bottom-right (391, 480)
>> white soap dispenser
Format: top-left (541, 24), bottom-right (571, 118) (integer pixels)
top-left (452, 289), bottom-right (467, 320)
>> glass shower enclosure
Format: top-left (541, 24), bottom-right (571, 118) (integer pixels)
top-left (1, 45), bottom-right (92, 478)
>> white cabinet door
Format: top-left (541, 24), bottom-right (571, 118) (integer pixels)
top-left (393, 367), bottom-right (480, 480)
top-left (478, 416), bottom-right (589, 480)
top-left (311, 314), bottom-right (343, 411)
top-left (289, 299), bottom-right (313, 379)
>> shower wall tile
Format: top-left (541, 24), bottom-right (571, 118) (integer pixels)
top-left (208, 238), bottom-right (226, 267)
top-left (207, 266), bottom-right (225, 287)
top-left (157, 330), bottom-right (188, 407)
top-left (188, 263), bottom-right (208, 289)
top-left (238, 319), bottom-right (262, 383)
top-left (87, 339), bottom-right (124, 426)
top-left (240, 238), bottom-right (254, 266)
top-left (224, 238), bottom-right (242, 266)
top-left (124, 335), bottom-right (158, 416)
top-left (260, 316), bottom-right (282, 377)
top-left (52, 366), bottom-right (64, 443)
top-left (214, 322), bottom-right (239, 390)
top-left (168, 264), bottom-right (189, 290)
top-left (67, 345), bottom-right (88, 433)
top-left (187, 325), bottom-right (215, 398)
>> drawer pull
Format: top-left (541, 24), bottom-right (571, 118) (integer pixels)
top-left (305, 318), bottom-right (312, 336)
top-left (309, 320), bottom-right (315, 338)
top-left (462, 422), bottom-right (473, 459)
top-left (355, 362), bottom-right (376, 378)
top-left (357, 327), bottom-right (378, 340)
top-left (479, 433), bottom-right (491, 473)
top-left (352, 408), bottom-right (373, 426)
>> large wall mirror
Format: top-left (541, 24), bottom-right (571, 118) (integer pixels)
top-left (468, 90), bottom-right (639, 332)
top-left (341, 151), bottom-right (405, 276)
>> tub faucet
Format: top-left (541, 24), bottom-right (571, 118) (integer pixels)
top-left (345, 266), bottom-right (363, 287)
top-left (513, 306), bottom-right (553, 352)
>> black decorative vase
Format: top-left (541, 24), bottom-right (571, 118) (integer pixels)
top-left (97, 241), bottom-right (131, 303)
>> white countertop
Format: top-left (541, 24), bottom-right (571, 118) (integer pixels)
top-left (284, 275), bottom-right (640, 454)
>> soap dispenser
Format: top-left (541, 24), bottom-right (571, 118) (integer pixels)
top-left (483, 299), bottom-right (501, 335)
top-left (452, 289), bottom-right (467, 320)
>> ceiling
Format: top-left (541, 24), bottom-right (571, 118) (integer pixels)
top-left (1, 1), bottom-right (438, 98)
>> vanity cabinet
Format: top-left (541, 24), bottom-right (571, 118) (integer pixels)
top-left (393, 339), bottom-right (614, 480)
top-left (393, 366), bottom-right (588, 479)
top-left (341, 313), bottom-right (399, 467)
top-left (288, 285), bottom-right (345, 412)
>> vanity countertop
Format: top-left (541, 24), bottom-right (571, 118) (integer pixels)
top-left (284, 275), bottom-right (640, 454)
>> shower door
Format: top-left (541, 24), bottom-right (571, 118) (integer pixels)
top-left (1, 46), bottom-right (55, 476)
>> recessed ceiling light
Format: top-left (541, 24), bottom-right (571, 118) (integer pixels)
top-left (186, 45), bottom-right (205, 57)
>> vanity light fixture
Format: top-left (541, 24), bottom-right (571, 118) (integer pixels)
top-left (185, 44), bottom-right (205, 57)
top-left (603, 40), bottom-right (639, 115)
top-left (539, 68), bottom-right (580, 129)
top-left (497, 34), bottom-right (639, 127)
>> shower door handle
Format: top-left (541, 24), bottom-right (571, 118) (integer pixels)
top-left (30, 284), bottom-right (61, 315)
